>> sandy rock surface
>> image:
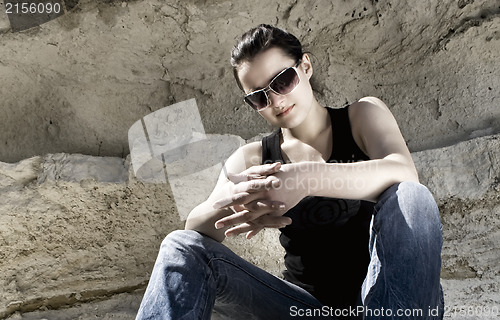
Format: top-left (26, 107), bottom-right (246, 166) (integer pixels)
top-left (0, 0), bottom-right (498, 163)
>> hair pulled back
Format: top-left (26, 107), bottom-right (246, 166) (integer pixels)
top-left (230, 24), bottom-right (303, 90)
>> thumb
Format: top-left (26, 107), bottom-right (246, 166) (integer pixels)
top-left (247, 162), bottom-right (282, 177)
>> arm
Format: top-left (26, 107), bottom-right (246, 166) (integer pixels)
top-left (276, 97), bottom-right (418, 202)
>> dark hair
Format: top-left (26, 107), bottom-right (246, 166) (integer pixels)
top-left (230, 24), bottom-right (303, 91)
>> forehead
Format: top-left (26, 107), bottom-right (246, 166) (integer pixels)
top-left (237, 47), bottom-right (296, 93)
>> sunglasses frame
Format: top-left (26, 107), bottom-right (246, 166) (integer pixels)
top-left (243, 60), bottom-right (302, 111)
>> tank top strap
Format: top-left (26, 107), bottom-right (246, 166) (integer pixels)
top-left (261, 129), bottom-right (284, 165)
top-left (328, 106), bottom-right (369, 162)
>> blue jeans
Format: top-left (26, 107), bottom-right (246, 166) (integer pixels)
top-left (136, 182), bottom-right (444, 319)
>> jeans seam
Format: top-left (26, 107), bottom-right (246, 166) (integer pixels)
top-left (198, 266), bottom-right (215, 320)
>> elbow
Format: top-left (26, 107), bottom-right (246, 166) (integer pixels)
top-left (184, 216), bottom-right (194, 231)
top-left (383, 154), bottom-right (419, 184)
top-left (401, 161), bottom-right (419, 184)
top-left (391, 165), bottom-right (420, 189)
top-left (184, 205), bottom-right (200, 231)
top-left (391, 164), bottom-right (419, 184)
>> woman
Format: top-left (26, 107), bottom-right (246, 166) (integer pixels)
top-left (137, 24), bottom-right (444, 319)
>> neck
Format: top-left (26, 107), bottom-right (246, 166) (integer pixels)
top-left (282, 99), bottom-right (329, 144)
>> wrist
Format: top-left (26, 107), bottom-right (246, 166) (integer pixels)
top-left (296, 161), bottom-right (325, 197)
top-left (288, 162), bottom-right (316, 198)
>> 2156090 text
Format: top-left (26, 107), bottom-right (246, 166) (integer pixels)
top-left (5, 2), bottom-right (61, 14)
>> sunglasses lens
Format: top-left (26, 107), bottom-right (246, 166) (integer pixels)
top-left (243, 66), bottom-right (300, 111)
top-left (270, 68), bottom-right (299, 95)
top-left (245, 91), bottom-right (268, 110)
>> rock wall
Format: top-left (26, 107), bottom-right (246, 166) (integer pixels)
top-left (0, 0), bottom-right (499, 163)
top-left (1, 134), bottom-right (499, 319)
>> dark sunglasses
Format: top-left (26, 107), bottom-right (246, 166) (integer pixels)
top-left (244, 60), bottom-right (302, 111)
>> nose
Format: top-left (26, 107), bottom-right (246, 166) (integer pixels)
top-left (268, 90), bottom-right (286, 108)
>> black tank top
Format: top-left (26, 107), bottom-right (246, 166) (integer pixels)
top-left (261, 106), bottom-right (374, 312)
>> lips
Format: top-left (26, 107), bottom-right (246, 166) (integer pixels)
top-left (277, 105), bottom-right (294, 117)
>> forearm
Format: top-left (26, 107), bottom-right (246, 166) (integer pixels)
top-left (287, 156), bottom-right (418, 202)
top-left (184, 181), bottom-right (233, 242)
top-left (184, 202), bottom-right (234, 242)
top-left (184, 202), bottom-right (232, 243)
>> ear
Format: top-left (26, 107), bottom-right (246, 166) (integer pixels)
top-left (300, 53), bottom-right (313, 79)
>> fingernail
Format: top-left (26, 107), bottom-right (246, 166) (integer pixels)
top-left (270, 162), bottom-right (280, 169)
top-left (271, 202), bottom-right (284, 210)
top-left (213, 202), bottom-right (222, 209)
top-left (272, 180), bottom-right (281, 188)
top-left (215, 222), bottom-right (224, 229)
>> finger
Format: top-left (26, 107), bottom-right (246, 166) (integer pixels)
top-left (224, 222), bottom-right (255, 237)
top-left (226, 172), bottom-right (265, 184)
top-left (213, 193), bottom-right (249, 210)
top-left (231, 202), bottom-right (281, 213)
top-left (242, 200), bottom-right (286, 216)
top-left (232, 176), bottom-right (281, 194)
top-left (253, 215), bottom-right (292, 228)
top-left (215, 210), bottom-right (256, 230)
top-left (213, 191), bottom-right (259, 210)
top-left (232, 203), bottom-right (246, 212)
top-left (215, 200), bottom-right (286, 229)
top-left (227, 163), bottom-right (282, 183)
top-left (246, 227), bottom-right (264, 239)
top-left (225, 215), bottom-right (291, 238)
top-left (245, 162), bottom-right (282, 177)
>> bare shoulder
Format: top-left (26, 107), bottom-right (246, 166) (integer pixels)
top-left (349, 96), bottom-right (392, 116)
top-left (348, 96), bottom-right (398, 132)
top-left (347, 96), bottom-right (406, 159)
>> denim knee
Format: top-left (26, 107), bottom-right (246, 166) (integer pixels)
top-left (397, 181), bottom-right (441, 228)
top-left (161, 229), bottom-right (205, 248)
top-left (159, 229), bottom-right (226, 264)
top-left (376, 181), bottom-right (442, 241)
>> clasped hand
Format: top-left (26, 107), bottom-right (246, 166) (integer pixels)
top-left (213, 162), bottom-right (305, 239)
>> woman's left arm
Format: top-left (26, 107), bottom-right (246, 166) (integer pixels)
top-left (278, 96), bottom-right (419, 203)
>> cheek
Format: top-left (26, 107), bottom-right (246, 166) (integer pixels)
top-left (293, 81), bottom-right (314, 107)
top-left (258, 109), bottom-right (276, 123)
top-left (300, 77), bottom-right (314, 98)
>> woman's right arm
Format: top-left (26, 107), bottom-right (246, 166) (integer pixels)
top-left (184, 142), bottom-right (289, 242)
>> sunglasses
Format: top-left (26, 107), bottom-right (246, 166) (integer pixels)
top-left (244, 60), bottom-right (302, 111)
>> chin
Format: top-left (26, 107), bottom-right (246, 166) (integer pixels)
top-left (276, 114), bottom-right (305, 129)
